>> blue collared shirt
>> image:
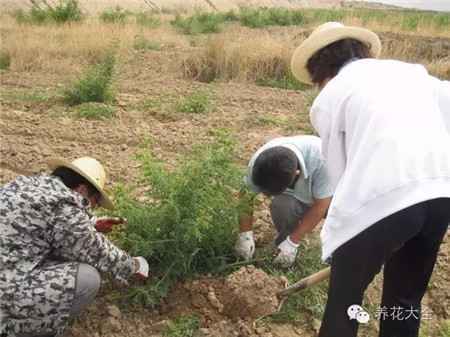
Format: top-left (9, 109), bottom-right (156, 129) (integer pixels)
top-left (245, 135), bottom-right (333, 205)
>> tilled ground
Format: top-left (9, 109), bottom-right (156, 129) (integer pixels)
top-left (1, 27), bottom-right (449, 337)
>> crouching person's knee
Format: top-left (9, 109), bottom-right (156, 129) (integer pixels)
top-left (70, 263), bottom-right (101, 316)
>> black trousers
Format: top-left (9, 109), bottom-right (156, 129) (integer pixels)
top-left (319, 198), bottom-right (450, 337)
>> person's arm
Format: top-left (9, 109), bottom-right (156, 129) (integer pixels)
top-left (238, 186), bottom-right (255, 233)
top-left (50, 199), bottom-right (145, 282)
top-left (235, 185), bottom-right (257, 260)
top-left (289, 197), bottom-right (331, 244)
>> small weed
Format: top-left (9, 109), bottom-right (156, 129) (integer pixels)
top-left (256, 74), bottom-right (307, 91)
top-left (0, 89), bottom-right (53, 104)
top-left (133, 35), bottom-right (161, 51)
top-left (63, 51), bottom-right (116, 106)
top-left (163, 315), bottom-right (200, 337)
top-left (135, 12), bottom-right (161, 28)
top-left (75, 102), bottom-right (116, 119)
top-left (139, 98), bottom-right (163, 110)
top-left (171, 12), bottom-right (225, 34)
top-left (100, 6), bottom-right (129, 24)
top-left (176, 90), bottom-right (213, 114)
top-left (0, 51), bottom-right (11, 70)
top-left (14, 0), bottom-right (82, 24)
top-left (251, 115), bottom-right (288, 128)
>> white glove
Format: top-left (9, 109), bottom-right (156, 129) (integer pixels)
top-left (234, 231), bottom-right (255, 261)
top-left (274, 236), bottom-right (299, 267)
top-left (133, 256), bottom-right (149, 279)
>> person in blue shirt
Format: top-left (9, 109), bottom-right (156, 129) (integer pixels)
top-left (235, 135), bottom-right (333, 267)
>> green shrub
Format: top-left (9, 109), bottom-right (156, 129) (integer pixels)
top-left (0, 51), bottom-right (11, 70)
top-left (75, 102), bottom-right (116, 119)
top-left (171, 12), bottom-right (225, 34)
top-left (135, 12), bottom-right (161, 28)
top-left (113, 132), bottom-right (242, 306)
top-left (239, 7), bottom-right (304, 28)
top-left (133, 35), bottom-right (161, 51)
top-left (100, 6), bottom-right (129, 24)
top-left (163, 315), bottom-right (200, 337)
top-left (63, 52), bottom-right (116, 105)
top-left (14, 0), bottom-right (82, 24)
top-left (176, 90), bottom-right (212, 114)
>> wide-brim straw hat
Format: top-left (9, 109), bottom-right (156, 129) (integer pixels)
top-left (291, 22), bottom-right (382, 85)
top-left (48, 157), bottom-right (114, 209)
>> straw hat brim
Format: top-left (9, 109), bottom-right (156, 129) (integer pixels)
top-left (48, 159), bottom-right (114, 210)
top-left (291, 26), bottom-right (382, 85)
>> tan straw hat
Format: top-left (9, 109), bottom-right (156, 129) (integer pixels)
top-left (48, 157), bottom-right (114, 209)
top-left (291, 22), bottom-right (382, 85)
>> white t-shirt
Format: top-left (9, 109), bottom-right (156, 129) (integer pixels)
top-left (311, 58), bottom-right (450, 261)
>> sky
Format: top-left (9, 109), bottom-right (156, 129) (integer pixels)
top-left (362, 0), bottom-right (450, 11)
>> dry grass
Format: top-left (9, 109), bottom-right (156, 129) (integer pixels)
top-left (0, 14), bottom-right (187, 74)
top-left (182, 27), bottom-right (450, 85)
top-left (183, 31), bottom-right (295, 83)
top-left (1, 7), bottom-right (448, 81)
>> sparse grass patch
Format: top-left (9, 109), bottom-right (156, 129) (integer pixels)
top-left (249, 114), bottom-right (289, 128)
top-left (0, 88), bottom-right (54, 104)
top-left (171, 12), bottom-right (226, 35)
top-left (307, 8), bottom-right (346, 24)
top-left (99, 6), bottom-right (129, 24)
top-left (74, 102), bottom-right (116, 119)
top-left (256, 73), bottom-right (306, 91)
top-left (163, 315), bottom-right (200, 337)
top-left (0, 51), bottom-right (11, 70)
top-left (63, 52), bottom-right (116, 106)
top-left (262, 236), bottom-right (329, 323)
top-left (14, 0), bottom-right (83, 25)
top-left (133, 35), bottom-right (161, 51)
top-left (135, 12), bottom-right (161, 28)
top-left (112, 132), bottom-right (242, 306)
top-left (238, 7), bottom-right (304, 28)
top-left (176, 90), bottom-right (213, 114)
top-left (438, 320), bottom-right (450, 337)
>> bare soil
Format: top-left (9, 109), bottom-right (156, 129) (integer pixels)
top-left (1, 25), bottom-right (448, 337)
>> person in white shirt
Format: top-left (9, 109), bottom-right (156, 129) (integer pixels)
top-left (290, 22), bottom-right (450, 337)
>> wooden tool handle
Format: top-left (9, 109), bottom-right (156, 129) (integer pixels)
top-left (277, 267), bottom-right (331, 298)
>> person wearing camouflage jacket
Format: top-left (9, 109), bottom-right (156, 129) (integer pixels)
top-left (0, 157), bottom-right (149, 337)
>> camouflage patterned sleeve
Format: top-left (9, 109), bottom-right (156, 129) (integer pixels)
top-left (50, 200), bottom-right (135, 282)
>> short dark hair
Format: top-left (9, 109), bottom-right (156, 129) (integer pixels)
top-left (306, 38), bottom-right (372, 85)
top-left (252, 146), bottom-right (298, 195)
top-left (52, 167), bottom-right (99, 197)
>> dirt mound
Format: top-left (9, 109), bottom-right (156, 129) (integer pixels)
top-left (160, 266), bottom-right (290, 336)
top-left (222, 266), bottom-right (287, 320)
top-left (169, 266), bottom-right (287, 322)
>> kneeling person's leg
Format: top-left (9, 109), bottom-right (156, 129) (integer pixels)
top-left (270, 194), bottom-right (307, 246)
top-left (15, 263), bottom-right (100, 337)
top-left (71, 263), bottom-right (101, 316)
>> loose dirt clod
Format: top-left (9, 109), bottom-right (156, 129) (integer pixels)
top-left (222, 265), bottom-right (286, 320)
